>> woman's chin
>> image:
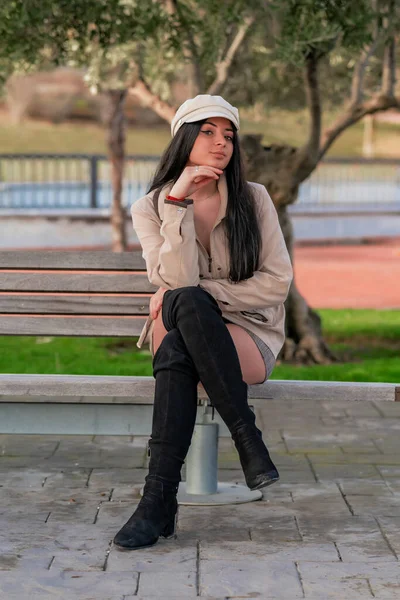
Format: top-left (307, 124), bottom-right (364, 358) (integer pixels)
top-left (207, 157), bottom-right (228, 169)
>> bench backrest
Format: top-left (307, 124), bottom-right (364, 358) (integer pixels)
top-left (0, 251), bottom-right (155, 336)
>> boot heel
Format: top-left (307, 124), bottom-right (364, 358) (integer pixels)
top-left (161, 511), bottom-right (178, 539)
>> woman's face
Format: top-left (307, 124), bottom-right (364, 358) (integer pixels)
top-left (188, 116), bottom-right (234, 171)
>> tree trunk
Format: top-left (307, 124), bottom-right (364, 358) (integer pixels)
top-left (241, 135), bottom-right (337, 364)
top-left (104, 89), bottom-right (127, 252)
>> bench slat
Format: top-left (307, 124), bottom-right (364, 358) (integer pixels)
top-left (0, 315), bottom-right (146, 336)
top-left (0, 251), bottom-right (145, 270)
top-left (0, 375), bottom-right (396, 401)
top-left (0, 272), bottom-right (156, 293)
top-left (0, 294), bottom-right (151, 315)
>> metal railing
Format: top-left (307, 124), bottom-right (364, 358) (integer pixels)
top-left (294, 158), bottom-right (400, 215)
top-left (0, 154), bottom-right (399, 214)
top-left (0, 154), bottom-right (158, 210)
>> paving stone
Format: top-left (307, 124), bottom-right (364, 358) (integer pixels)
top-left (338, 479), bottom-right (393, 496)
top-left (200, 559), bottom-right (303, 598)
top-left (51, 551), bottom-right (106, 572)
top-left (43, 468), bottom-right (92, 489)
top-left (95, 501), bottom-right (139, 527)
top-left (200, 540), bottom-right (339, 562)
top-left (287, 484), bottom-right (352, 517)
top-left (374, 436), bottom-right (400, 453)
top-left (0, 570), bottom-right (137, 600)
top-left (109, 485), bottom-right (142, 502)
top-left (377, 516), bottom-right (400, 557)
top-left (320, 416), bottom-right (359, 427)
top-left (0, 522), bottom-right (114, 561)
top-left (0, 436), bottom-right (59, 457)
top-left (0, 456), bottom-right (55, 468)
top-left (305, 453), bottom-right (400, 465)
top-left (341, 441), bottom-right (381, 454)
top-left (108, 545), bottom-right (197, 573)
top-left (88, 468), bottom-right (146, 488)
top-left (369, 578), bottom-right (400, 599)
top-left (274, 466), bottom-right (317, 484)
top-left (138, 570), bottom-right (197, 597)
top-left (298, 562), bottom-right (374, 598)
top-left (345, 494), bottom-right (400, 517)
top-left (250, 516), bottom-right (303, 543)
top-left (92, 435), bottom-right (134, 446)
top-left (283, 431), bottom-right (365, 454)
top-left (288, 482), bottom-right (342, 500)
top-left (0, 468), bottom-right (50, 488)
top-left (27, 489), bottom-right (112, 525)
top-left (352, 417), bottom-right (400, 432)
top-left (377, 465), bottom-right (400, 478)
top-left (0, 554), bottom-right (51, 571)
top-left (297, 515), bottom-right (396, 562)
top-left (311, 462), bottom-right (380, 480)
top-left (178, 505), bottom-right (299, 543)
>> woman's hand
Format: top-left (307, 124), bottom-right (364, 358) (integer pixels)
top-left (150, 287), bottom-right (168, 320)
top-left (169, 165), bottom-right (223, 200)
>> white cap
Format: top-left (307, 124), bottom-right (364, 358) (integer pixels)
top-left (171, 94), bottom-right (240, 137)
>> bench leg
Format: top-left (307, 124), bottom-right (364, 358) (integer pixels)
top-left (177, 404), bottom-right (262, 506)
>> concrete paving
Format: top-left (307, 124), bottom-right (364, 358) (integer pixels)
top-left (0, 398), bottom-right (400, 599)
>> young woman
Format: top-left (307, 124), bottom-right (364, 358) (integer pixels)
top-left (113, 94), bottom-right (293, 550)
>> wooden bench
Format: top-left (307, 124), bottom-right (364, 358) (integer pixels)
top-left (0, 250), bottom-right (398, 503)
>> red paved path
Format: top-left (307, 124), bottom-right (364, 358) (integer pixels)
top-left (294, 238), bottom-right (400, 310)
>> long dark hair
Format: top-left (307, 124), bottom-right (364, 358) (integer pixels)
top-left (147, 119), bottom-right (262, 283)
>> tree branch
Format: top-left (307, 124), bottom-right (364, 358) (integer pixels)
top-left (350, 32), bottom-right (385, 105)
top-left (293, 50), bottom-right (321, 183)
top-left (319, 94), bottom-right (399, 159)
top-left (207, 15), bottom-right (255, 96)
top-left (319, 1), bottom-right (399, 161)
top-left (382, 36), bottom-right (396, 97)
top-left (171, 0), bottom-right (204, 92)
top-left (128, 79), bottom-right (175, 123)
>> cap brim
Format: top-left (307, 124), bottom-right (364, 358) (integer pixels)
top-left (184, 110), bottom-right (238, 128)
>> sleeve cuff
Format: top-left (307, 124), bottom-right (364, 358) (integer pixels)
top-left (164, 198), bottom-right (194, 207)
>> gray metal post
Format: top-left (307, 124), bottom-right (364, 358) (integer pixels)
top-left (186, 422), bottom-right (218, 495)
top-left (89, 156), bottom-right (98, 208)
top-left (177, 399), bottom-right (263, 505)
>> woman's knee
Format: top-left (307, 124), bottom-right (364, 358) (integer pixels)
top-left (162, 285), bottom-right (220, 330)
top-left (165, 285), bottom-right (213, 306)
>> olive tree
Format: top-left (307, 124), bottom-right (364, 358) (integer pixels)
top-left (0, 0), bottom-right (167, 251)
top-left (238, 0), bottom-right (399, 363)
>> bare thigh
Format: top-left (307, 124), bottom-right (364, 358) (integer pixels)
top-left (151, 312), bottom-right (266, 386)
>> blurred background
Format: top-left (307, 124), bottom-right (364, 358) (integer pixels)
top-left (0, 0), bottom-right (399, 381)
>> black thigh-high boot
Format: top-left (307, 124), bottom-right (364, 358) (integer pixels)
top-left (113, 328), bottom-right (199, 550)
top-left (161, 286), bottom-right (279, 491)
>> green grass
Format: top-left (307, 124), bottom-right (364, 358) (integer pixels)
top-left (1, 309), bottom-right (399, 383)
top-left (0, 106), bottom-right (399, 157)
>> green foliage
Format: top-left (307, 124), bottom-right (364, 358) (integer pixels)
top-left (270, 0), bottom-right (374, 66)
top-left (0, 1), bottom-right (397, 112)
top-left (0, 0), bottom-right (169, 87)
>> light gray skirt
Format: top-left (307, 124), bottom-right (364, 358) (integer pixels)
top-left (222, 317), bottom-right (276, 383)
